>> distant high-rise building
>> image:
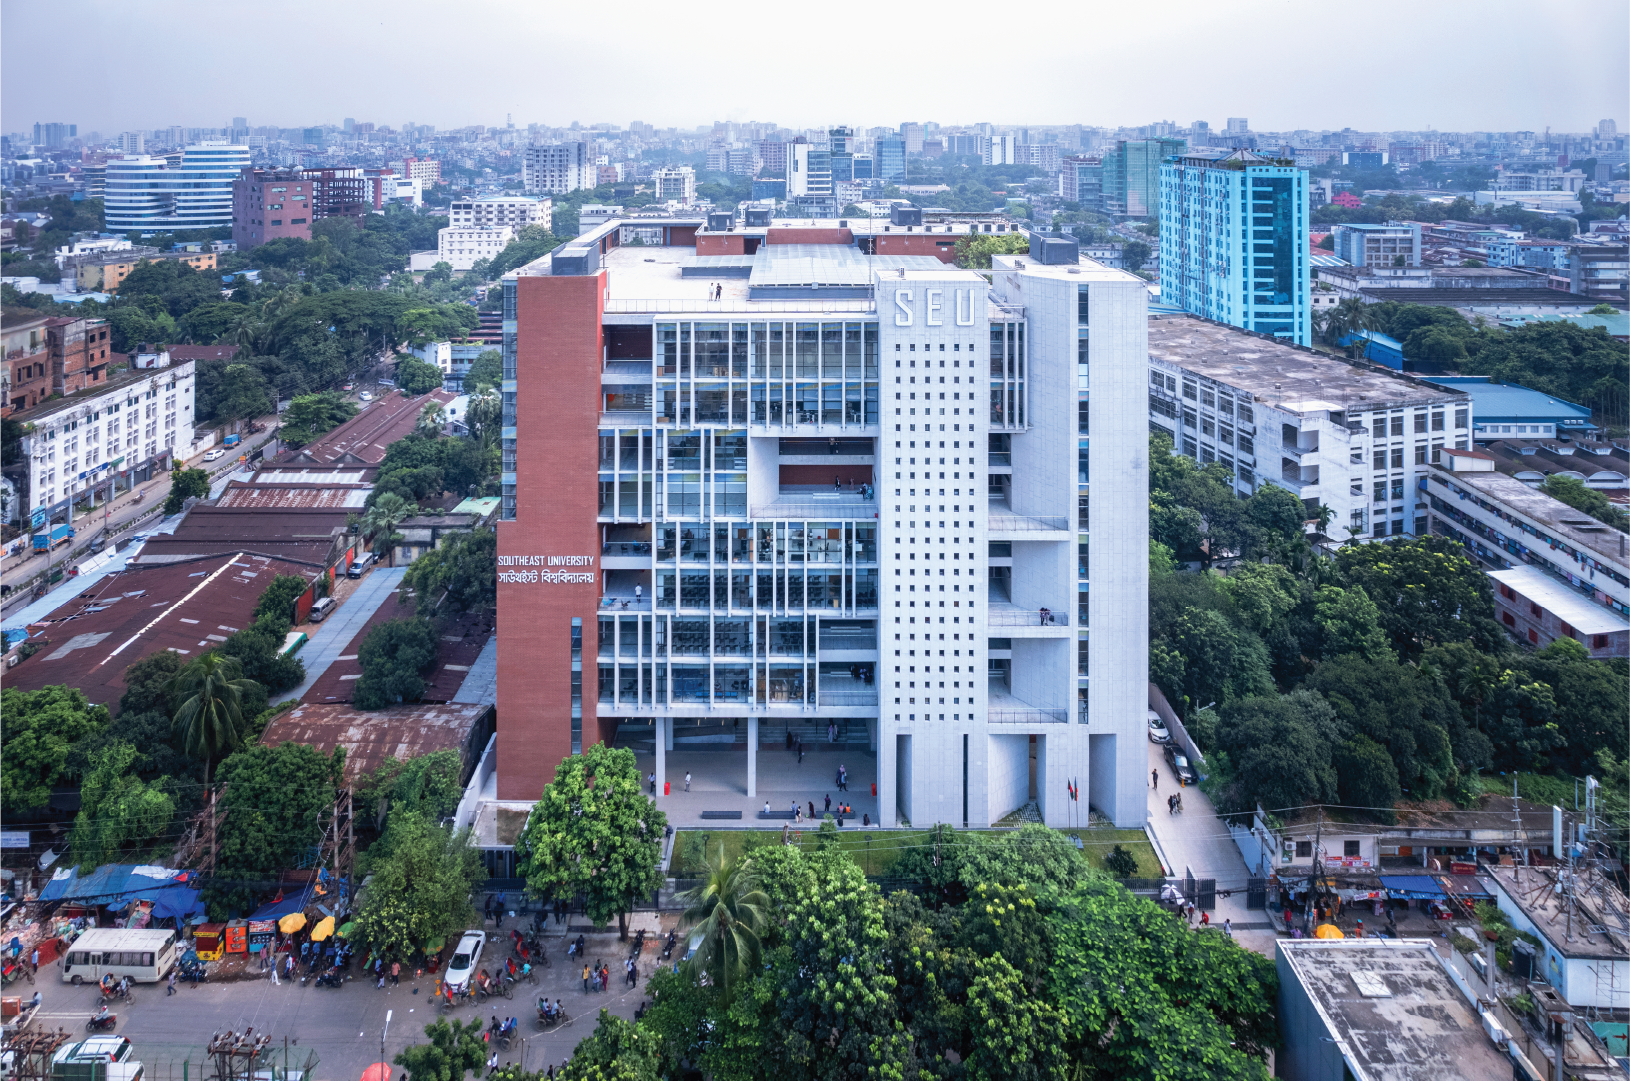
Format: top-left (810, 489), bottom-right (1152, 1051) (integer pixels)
top-left (1060, 156), bottom-right (1103, 210)
top-left (1598, 119), bottom-right (1616, 135)
top-left (343, 118), bottom-right (355, 133)
top-left (901, 122), bottom-right (924, 154)
top-left (33, 122), bottom-right (76, 148)
top-left (1102, 139), bottom-right (1184, 217)
top-left (985, 136), bottom-right (1017, 166)
top-left (1226, 118), bottom-right (1249, 134)
top-left (116, 132), bottom-right (145, 155)
top-left (790, 144), bottom-right (832, 195)
top-left (758, 140), bottom-right (789, 175)
top-left (232, 117), bottom-right (247, 129)
top-left (523, 142), bottom-right (590, 194)
top-left (875, 139), bottom-right (906, 182)
top-left (302, 127), bottom-right (324, 146)
top-left (1159, 148), bottom-right (1311, 345)
top-left (829, 126), bottom-right (853, 155)
top-left (106, 143), bottom-right (251, 232)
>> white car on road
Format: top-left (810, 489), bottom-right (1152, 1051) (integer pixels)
top-left (444, 930), bottom-right (485, 991)
top-left (203, 449), bottom-right (225, 462)
top-left (1147, 709), bottom-right (1171, 744)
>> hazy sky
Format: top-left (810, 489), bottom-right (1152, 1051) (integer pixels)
top-left (4, 0), bottom-right (1625, 135)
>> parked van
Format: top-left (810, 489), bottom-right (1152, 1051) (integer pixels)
top-left (61, 929), bottom-right (178, 985)
top-left (51, 1036), bottom-right (142, 1080)
top-left (308, 596), bottom-right (338, 623)
top-left (348, 552), bottom-right (375, 578)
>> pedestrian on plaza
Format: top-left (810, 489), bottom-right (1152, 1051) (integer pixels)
top-left (1152, 769), bottom-right (1158, 790)
top-left (582, 963), bottom-right (591, 993)
top-left (285, 953), bottom-right (295, 981)
top-left (763, 801), bottom-right (771, 815)
top-left (1200, 911), bottom-right (1210, 928)
top-left (1223, 918), bottom-right (1232, 938)
top-left (484, 894), bottom-right (494, 922)
top-left (271, 952), bottom-right (281, 986)
top-left (391, 961), bottom-right (401, 986)
top-left (824, 794), bottom-right (831, 814)
top-left (29, 947), bottom-right (39, 977)
top-left (168, 970), bottom-right (177, 996)
top-left (1355, 920), bottom-right (1363, 939)
top-left (600, 963), bottom-right (609, 992)
top-left (684, 772), bottom-right (692, 792)
top-left (797, 740), bottom-right (804, 764)
top-left (785, 729), bottom-right (792, 751)
top-left (809, 801), bottom-right (816, 820)
top-left (648, 772), bottom-right (656, 794)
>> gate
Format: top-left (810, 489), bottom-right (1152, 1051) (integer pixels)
top-left (1246, 876), bottom-right (1267, 910)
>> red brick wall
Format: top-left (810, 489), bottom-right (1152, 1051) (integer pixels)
top-left (496, 272), bottom-right (606, 800)
top-left (767, 227), bottom-right (852, 245)
top-left (871, 235), bottom-right (959, 263)
top-left (696, 234), bottom-right (748, 256)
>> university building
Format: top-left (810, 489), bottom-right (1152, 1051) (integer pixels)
top-left (490, 217), bottom-right (1150, 830)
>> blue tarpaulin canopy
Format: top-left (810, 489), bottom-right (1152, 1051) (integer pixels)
top-left (1379, 875), bottom-right (1448, 900)
top-left (39, 864), bottom-right (204, 919)
top-left (248, 881), bottom-right (317, 922)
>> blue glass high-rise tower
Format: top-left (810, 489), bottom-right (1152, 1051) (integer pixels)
top-left (1159, 149), bottom-right (1311, 346)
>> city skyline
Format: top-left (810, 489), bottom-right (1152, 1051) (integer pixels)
top-left (3, 0), bottom-right (1625, 135)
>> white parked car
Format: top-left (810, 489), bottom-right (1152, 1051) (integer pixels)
top-left (359, 391), bottom-right (374, 402)
top-left (444, 930), bottom-right (485, 991)
top-left (1147, 709), bottom-right (1171, 744)
top-left (203, 449), bottom-right (225, 462)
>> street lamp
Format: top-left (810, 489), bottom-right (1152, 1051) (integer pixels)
top-left (382, 1009), bottom-right (391, 1070)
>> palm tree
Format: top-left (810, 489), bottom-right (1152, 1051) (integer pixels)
top-left (677, 853), bottom-right (769, 1003)
top-left (169, 653), bottom-right (259, 789)
top-left (1324, 298), bottom-right (1374, 358)
top-left (361, 493), bottom-right (414, 566)
top-left (416, 401), bottom-right (447, 435)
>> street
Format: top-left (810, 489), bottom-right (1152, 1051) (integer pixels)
top-left (23, 917), bottom-right (669, 1079)
top-left (1, 413), bottom-right (282, 622)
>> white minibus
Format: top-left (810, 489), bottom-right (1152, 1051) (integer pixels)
top-left (60, 928), bottom-right (179, 985)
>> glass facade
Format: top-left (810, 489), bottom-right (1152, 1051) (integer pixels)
top-left (654, 321), bottom-right (879, 428)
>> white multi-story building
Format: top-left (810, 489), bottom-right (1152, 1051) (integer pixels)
top-left (1146, 315), bottom-right (1472, 540)
top-left (436, 226), bottom-right (515, 271)
top-left (16, 361), bottom-right (196, 514)
top-left (449, 196), bottom-right (550, 231)
top-left (485, 223), bottom-right (1151, 834)
top-left (104, 144), bottom-right (250, 232)
top-left (652, 166), bottom-right (696, 207)
top-left (522, 142), bottom-right (590, 194)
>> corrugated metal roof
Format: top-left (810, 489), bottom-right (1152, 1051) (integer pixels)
top-left (276, 389), bottom-right (456, 467)
top-left (261, 701), bottom-right (491, 783)
top-left (217, 482), bottom-right (371, 509)
top-left (7, 553), bottom-right (321, 713)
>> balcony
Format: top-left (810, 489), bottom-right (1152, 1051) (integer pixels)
top-left (987, 605), bottom-right (1071, 629)
top-left (752, 485), bottom-right (878, 521)
top-left (986, 679), bottom-right (1069, 724)
top-left (601, 595), bottom-right (652, 612)
top-left (987, 503), bottom-right (1070, 537)
top-left (988, 452), bottom-right (1012, 470)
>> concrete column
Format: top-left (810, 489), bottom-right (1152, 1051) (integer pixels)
top-left (664, 717), bottom-right (674, 751)
top-left (878, 726), bottom-right (897, 828)
top-left (746, 717), bottom-right (758, 798)
top-left (654, 718), bottom-right (666, 797)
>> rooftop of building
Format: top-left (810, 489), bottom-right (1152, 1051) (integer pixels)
top-left (161, 344), bottom-right (238, 362)
top-left (1146, 315), bottom-right (1468, 413)
top-left (1277, 938), bottom-right (1513, 1081)
top-left (215, 480), bottom-right (372, 510)
top-left (6, 552), bottom-right (321, 714)
top-left (8, 361), bottom-right (194, 427)
top-left (129, 506), bottom-right (350, 568)
top-left (1363, 287), bottom-right (1602, 307)
top-left (274, 389), bottom-right (455, 467)
top-left (1423, 375), bottom-right (1594, 423)
top-left (1484, 864), bottom-right (1630, 961)
top-left (260, 701), bottom-right (492, 786)
top-left (1426, 463), bottom-right (1627, 565)
top-left (2, 305), bottom-right (51, 329)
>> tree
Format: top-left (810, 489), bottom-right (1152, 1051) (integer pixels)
top-left (463, 349), bottom-right (502, 392)
top-left (277, 391), bottom-right (356, 447)
top-left (1122, 239), bottom-right (1152, 273)
top-left (1334, 535), bottom-right (1499, 659)
top-left (953, 232), bottom-right (1029, 269)
top-left (208, 742), bottom-right (342, 916)
top-left (402, 529), bottom-right (496, 616)
top-left (354, 811), bottom-right (483, 964)
top-left (355, 750), bottom-right (464, 834)
top-left (1520, 638), bottom-right (1629, 774)
top-left (516, 744), bottom-right (667, 938)
top-left (211, 363), bottom-right (273, 431)
top-left (563, 1009), bottom-right (664, 1080)
top-left (250, 575), bottom-right (307, 626)
top-left (394, 1018), bottom-right (488, 1081)
top-left (1306, 652), bottom-right (1456, 799)
top-left (169, 652), bottom-right (259, 788)
top-left (1167, 606), bottom-right (1275, 711)
top-left (678, 853), bottom-right (770, 1003)
top-left (416, 400), bottom-right (446, 434)
top-left (1314, 584), bottom-right (1391, 660)
top-left (396, 355), bottom-right (444, 394)
top-left (1218, 562), bottom-right (1299, 635)
top-left (1213, 693), bottom-right (1339, 814)
top-left (67, 742), bottom-right (176, 868)
top-left (164, 467), bottom-right (211, 514)
top-left (1103, 845), bottom-right (1140, 878)
top-left (1333, 735), bottom-right (1402, 817)
top-left (361, 492), bottom-right (414, 563)
top-left (422, 260), bottom-right (453, 284)
top-left (965, 952), bottom-right (1069, 1080)
top-left (0, 686), bottom-right (108, 813)
top-left (1322, 297), bottom-right (1374, 354)
top-left (353, 617), bottom-right (438, 709)
top-left (465, 389), bottom-right (502, 447)
top-left (216, 613), bottom-right (303, 696)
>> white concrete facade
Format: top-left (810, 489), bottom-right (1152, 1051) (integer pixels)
top-left (437, 225), bottom-right (514, 271)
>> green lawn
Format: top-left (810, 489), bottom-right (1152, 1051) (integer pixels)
top-left (669, 827), bottom-right (1162, 881)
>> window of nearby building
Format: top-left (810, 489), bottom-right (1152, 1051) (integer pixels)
top-left (1344, 840), bottom-right (1361, 857)
top-left (1296, 840), bottom-right (1313, 858)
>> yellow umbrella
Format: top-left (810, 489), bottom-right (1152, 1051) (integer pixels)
top-left (309, 915), bottom-right (336, 942)
top-left (1314, 923), bottom-right (1345, 939)
top-left (278, 912), bottom-right (307, 934)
